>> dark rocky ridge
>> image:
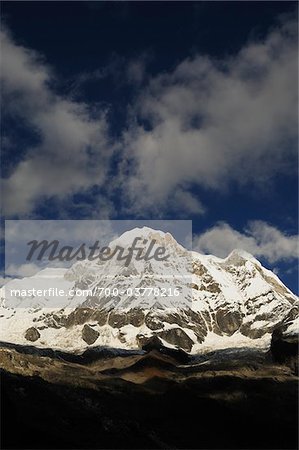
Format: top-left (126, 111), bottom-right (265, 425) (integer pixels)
top-left (1, 329), bottom-right (298, 450)
top-left (1, 367), bottom-right (298, 449)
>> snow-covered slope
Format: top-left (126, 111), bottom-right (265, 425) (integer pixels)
top-left (0, 227), bottom-right (298, 353)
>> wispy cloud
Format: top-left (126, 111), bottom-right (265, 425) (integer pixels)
top-left (5, 262), bottom-right (40, 278)
top-left (193, 220), bottom-right (298, 263)
top-left (1, 28), bottom-right (114, 216)
top-left (123, 16), bottom-right (298, 214)
top-left (1, 15), bottom-right (297, 218)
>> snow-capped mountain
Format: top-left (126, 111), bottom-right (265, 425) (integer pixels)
top-left (0, 227), bottom-right (298, 353)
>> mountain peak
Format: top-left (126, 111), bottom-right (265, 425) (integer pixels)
top-left (110, 226), bottom-right (181, 250)
top-left (224, 248), bottom-right (259, 264)
top-left (112, 226), bottom-right (165, 245)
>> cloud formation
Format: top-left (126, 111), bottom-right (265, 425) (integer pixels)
top-left (124, 17), bottom-right (298, 213)
top-left (5, 263), bottom-right (40, 278)
top-left (193, 221), bottom-right (298, 263)
top-left (1, 28), bottom-right (113, 216)
top-left (1, 16), bottom-right (298, 217)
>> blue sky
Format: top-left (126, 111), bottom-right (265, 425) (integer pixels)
top-left (1, 2), bottom-right (298, 292)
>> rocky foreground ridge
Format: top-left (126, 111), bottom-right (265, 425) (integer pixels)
top-left (1, 337), bottom-right (298, 449)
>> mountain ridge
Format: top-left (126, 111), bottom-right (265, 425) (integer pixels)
top-left (0, 227), bottom-right (298, 353)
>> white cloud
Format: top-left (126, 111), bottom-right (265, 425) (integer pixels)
top-left (1, 15), bottom-right (298, 218)
top-left (1, 28), bottom-right (114, 216)
top-left (5, 263), bottom-right (40, 278)
top-left (171, 189), bottom-right (205, 215)
top-left (124, 17), bottom-right (298, 214)
top-left (193, 221), bottom-right (298, 263)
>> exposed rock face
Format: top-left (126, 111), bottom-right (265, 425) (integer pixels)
top-left (66, 308), bottom-right (95, 327)
top-left (24, 327), bottom-right (40, 342)
top-left (50, 308), bottom-right (110, 328)
top-left (95, 309), bottom-right (110, 326)
top-left (127, 308), bottom-right (145, 327)
top-left (108, 311), bottom-right (129, 328)
top-left (215, 309), bottom-right (243, 336)
top-left (137, 334), bottom-right (163, 350)
top-left (145, 313), bottom-right (164, 331)
top-left (239, 323), bottom-right (267, 339)
top-left (158, 328), bottom-right (194, 352)
top-left (82, 325), bottom-right (99, 345)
